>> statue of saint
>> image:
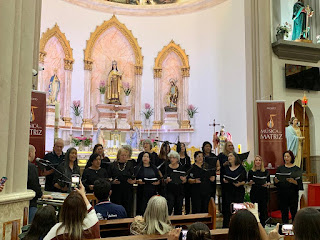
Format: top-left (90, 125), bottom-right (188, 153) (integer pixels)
top-left (292, 0), bottom-right (313, 40)
top-left (285, 117), bottom-right (304, 167)
top-left (47, 70), bottom-right (60, 105)
top-left (106, 61), bottom-right (122, 105)
top-left (164, 79), bottom-right (178, 112)
top-left (213, 125), bottom-right (232, 154)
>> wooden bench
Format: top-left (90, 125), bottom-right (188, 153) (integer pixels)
top-left (93, 229), bottom-right (228, 240)
top-left (99, 197), bottom-right (216, 236)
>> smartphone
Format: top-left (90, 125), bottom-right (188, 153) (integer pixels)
top-left (231, 203), bottom-right (247, 213)
top-left (181, 230), bottom-right (188, 240)
top-left (279, 224), bottom-right (294, 235)
top-left (0, 177), bottom-right (7, 186)
top-left (71, 174), bottom-right (80, 190)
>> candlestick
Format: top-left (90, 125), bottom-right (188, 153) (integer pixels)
top-left (54, 102), bottom-right (60, 139)
top-left (139, 127), bottom-right (142, 139)
top-left (70, 124), bottom-right (72, 135)
top-left (156, 128), bottom-right (159, 137)
top-left (82, 125), bottom-right (84, 135)
top-left (237, 144), bottom-right (242, 154)
top-left (91, 125), bottom-right (94, 135)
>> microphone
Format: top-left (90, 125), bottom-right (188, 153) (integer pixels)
top-left (36, 158), bottom-right (51, 164)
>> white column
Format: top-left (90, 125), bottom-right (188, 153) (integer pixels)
top-left (63, 67), bottom-right (72, 126)
top-left (152, 68), bottom-right (162, 129)
top-left (0, 0), bottom-right (40, 232)
top-left (83, 60), bottom-right (93, 127)
top-left (37, 61), bottom-right (45, 91)
top-left (180, 68), bottom-right (190, 128)
top-left (134, 65), bottom-right (142, 128)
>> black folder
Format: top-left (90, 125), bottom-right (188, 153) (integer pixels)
top-left (252, 175), bottom-right (267, 185)
top-left (275, 172), bottom-right (291, 182)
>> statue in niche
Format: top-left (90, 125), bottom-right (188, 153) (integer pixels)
top-left (106, 60), bottom-right (122, 105)
top-left (47, 69), bottom-right (60, 105)
top-left (164, 79), bottom-right (178, 112)
top-left (292, 0), bottom-right (314, 41)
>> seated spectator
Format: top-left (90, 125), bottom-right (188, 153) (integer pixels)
top-left (82, 153), bottom-right (108, 193)
top-left (0, 182), bottom-right (5, 192)
top-left (130, 195), bottom-right (172, 235)
top-left (93, 178), bottom-right (127, 220)
top-left (28, 145), bottom-right (52, 223)
top-left (168, 222), bottom-right (211, 240)
top-left (293, 207), bottom-right (320, 240)
top-left (44, 183), bottom-right (100, 240)
top-left (42, 138), bottom-right (65, 192)
top-left (22, 205), bottom-right (57, 240)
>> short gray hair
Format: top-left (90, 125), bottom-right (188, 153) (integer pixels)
top-left (54, 138), bottom-right (64, 146)
top-left (143, 139), bottom-right (153, 149)
top-left (168, 150), bottom-right (180, 160)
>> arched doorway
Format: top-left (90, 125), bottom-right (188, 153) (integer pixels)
top-left (285, 101), bottom-right (316, 182)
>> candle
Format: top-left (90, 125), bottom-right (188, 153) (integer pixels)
top-left (238, 144), bottom-right (242, 154)
top-left (82, 125), bottom-right (84, 135)
top-left (70, 124), bottom-right (72, 134)
top-left (139, 127), bottom-right (142, 139)
top-left (91, 125), bottom-right (93, 135)
top-left (156, 128), bottom-right (159, 137)
top-left (54, 103), bottom-right (60, 139)
top-left (148, 128), bottom-right (150, 137)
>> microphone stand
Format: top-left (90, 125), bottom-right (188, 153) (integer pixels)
top-left (265, 184), bottom-right (274, 227)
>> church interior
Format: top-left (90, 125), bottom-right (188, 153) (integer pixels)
top-left (1, 0), bottom-right (320, 238)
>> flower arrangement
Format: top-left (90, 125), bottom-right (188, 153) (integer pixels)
top-left (186, 104), bottom-right (198, 118)
top-left (71, 136), bottom-right (92, 147)
top-left (142, 103), bottom-right (154, 119)
top-left (276, 22), bottom-right (292, 38)
top-left (98, 81), bottom-right (106, 94)
top-left (83, 137), bottom-right (92, 147)
top-left (71, 100), bottom-right (82, 117)
top-left (122, 82), bottom-right (133, 96)
top-left (71, 137), bottom-right (81, 146)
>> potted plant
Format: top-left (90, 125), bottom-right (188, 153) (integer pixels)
top-left (98, 81), bottom-right (106, 104)
top-left (83, 137), bottom-right (92, 152)
top-left (142, 103), bottom-right (154, 128)
top-left (186, 104), bottom-right (198, 127)
top-left (71, 100), bottom-right (82, 126)
top-left (276, 22), bottom-right (291, 41)
top-left (71, 137), bottom-right (81, 150)
top-left (122, 82), bottom-right (133, 105)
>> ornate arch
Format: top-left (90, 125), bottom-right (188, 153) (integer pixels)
top-left (154, 40), bottom-right (189, 78)
top-left (39, 23), bottom-right (74, 70)
top-left (84, 15), bottom-right (143, 70)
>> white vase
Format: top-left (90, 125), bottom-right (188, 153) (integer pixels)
top-left (74, 115), bottom-right (81, 127)
top-left (100, 94), bottom-right (105, 104)
top-left (145, 118), bottom-right (151, 129)
top-left (189, 117), bottom-right (195, 128)
top-left (84, 146), bottom-right (90, 152)
top-left (125, 95), bottom-right (129, 105)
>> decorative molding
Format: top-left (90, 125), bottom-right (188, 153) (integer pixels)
top-left (154, 40), bottom-right (190, 70)
top-left (152, 121), bottom-right (162, 129)
top-left (182, 67), bottom-right (190, 77)
top-left (134, 65), bottom-right (143, 75)
top-left (0, 191), bottom-right (35, 205)
top-left (180, 120), bottom-right (190, 129)
top-left (153, 68), bottom-right (162, 78)
top-left (272, 40), bottom-right (320, 63)
top-left (133, 120), bottom-right (142, 128)
top-left (61, 0), bottom-right (227, 17)
top-left (62, 117), bottom-right (72, 126)
top-left (84, 59), bottom-right (93, 71)
top-left (39, 23), bottom-right (74, 66)
top-left (82, 118), bottom-right (93, 128)
top-left (84, 15), bottom-right (143, 68)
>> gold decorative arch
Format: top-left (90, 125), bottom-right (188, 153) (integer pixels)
top-left (154, 40), bottom-right (190, 78)
top-left (83, 15), bottom-right (143, 71)
top-left (39, 23), bottom-right (74, 70)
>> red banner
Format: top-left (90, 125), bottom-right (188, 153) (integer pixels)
top-left (29, 91), bottom-right (46, 160)
top-left (257, 101), bottom-right (286, 172)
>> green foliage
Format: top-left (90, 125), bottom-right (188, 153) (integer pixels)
top-left (244, 192), bottom-right (251, 202)
top-left (244, 161), bottom-right (254, 172)
top-left (71, 138), bottom-right (81, 146)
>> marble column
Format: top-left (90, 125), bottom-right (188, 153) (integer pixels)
top-left (83, 60), bottom-right (93, 127)
top-left (133, 65), bottom-right (143, 128)
top-left (153, 68), bottom-right (162, 129)
top-left (244, 0), bottom-right (273, 155)
top-left (180, 67), bottom-right (190, 129)
top-left (63, 59), bottom-right (74, 126)
top-left (0, 0), bottom-right (40, 238)
top-left (38, 52), bottom-right (46, 91)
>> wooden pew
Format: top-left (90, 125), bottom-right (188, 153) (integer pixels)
top-left (99, 197), bottom-right (216, 236)
top-left (93, 229), bottom-right (228, 240)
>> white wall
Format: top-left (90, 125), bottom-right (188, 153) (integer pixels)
top-left (41, 0), bottom-right (247, 149)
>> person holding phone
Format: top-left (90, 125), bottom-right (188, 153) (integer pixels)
top-left (108, 148), bottom-right (135, 217)
top-left (274, 150), bottom-right (303, 223)
top-left (222, 152), bottom-right (247, 227)
top-left (0, 177), bottom-right (7, 192)
top-left (188, 151), bottom-right (216, 214)
top-left (53, 147), bottom-right (80, 193)
top-left (248, 155), bottom-right (270, 227)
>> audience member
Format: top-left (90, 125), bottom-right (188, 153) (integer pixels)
top-left (23, 205), bottom-right (57, 240)
top-left (0, 183), bottom-right (5, 192)
top-left (85, 144), bottom-right (110, 171)
top-left (44, 183), bottom-right (100, 240)
top-left (28, 145), bottom-right (52, 223)
top-left (130, 195), bottom-right (172, 235)
top-left (293, 207), bottom-right (320, 240)
top-left (43, 138), bottom-right (65, 192)
top-left (53, 147), bottom-right (80, 193)
top-left (82, 153), bottom-right (108, 193)
top-left (168, 222), bottom-right (211, 240)
top-left (93, 178), bottom-right (127, 220)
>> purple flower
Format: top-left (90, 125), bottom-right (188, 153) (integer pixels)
top-left (99, 81), bottom-right (105, 87)
top-left (145, 103), bottom-right (151, 109)
top-left (122, 82), bottom-right (130, 89)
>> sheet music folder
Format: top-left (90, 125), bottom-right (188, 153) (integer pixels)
top-left (224, 174), bottom-right (241, 184)
top-left (275, 172), bottom-right (291, 182)
top-left (252, 175), bottom-right (267, 185)
top-left (170, 170), bottom-right (186, 184)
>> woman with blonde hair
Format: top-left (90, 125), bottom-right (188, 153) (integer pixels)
top-left (130, 195), bottom-right (172, 235)
top-left (248, 155), bottom-right (270, 227)
top-left (108, 148), bottom-right (135, 217)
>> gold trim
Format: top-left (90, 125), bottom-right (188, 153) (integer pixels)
top-left (84, 59), bottom-right (93, 71)
top-left (39, 23), bottom-right (74, 68)
top-left (84, 15), bottom-right (143, 70)
top-left (152, 121), bottom-right (162, 129)
top-left (63, 117), bottom-right (72, 126)
top-left (82, 118), bottom-right (93, 128)
top-left (154, 40), bottom-right (190, 77)
top-left (180, 120), bottom-right (190, 129)
top-left (134, 65), bottom-right (143, 75)
top-left (133, 120), bottom-right (142, 128)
